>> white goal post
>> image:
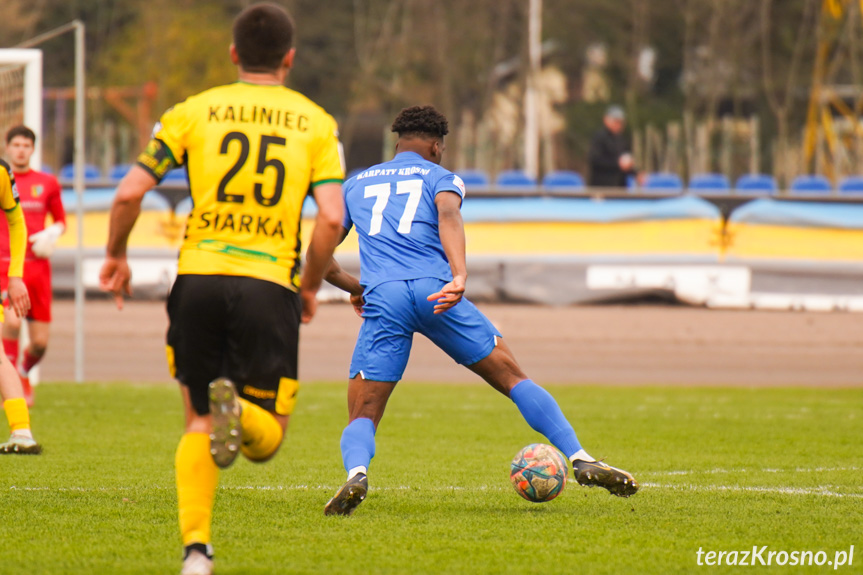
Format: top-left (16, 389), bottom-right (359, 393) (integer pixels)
top-left (0, 49), bottom-right (42, 169)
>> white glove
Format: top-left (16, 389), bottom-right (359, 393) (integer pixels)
top-left (29, 222), bottom-right (65, 259)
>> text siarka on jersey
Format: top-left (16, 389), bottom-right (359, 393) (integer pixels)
top-left (196, 211), bottom-right (286, 238)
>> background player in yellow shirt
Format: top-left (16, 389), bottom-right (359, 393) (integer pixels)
top-left (99, 4), bottom-right (344, 574)
top-left (0, 160), bottom-right (38, 454)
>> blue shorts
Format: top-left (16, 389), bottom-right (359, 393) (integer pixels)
top-left (349, 278), bottom-right (502, 382)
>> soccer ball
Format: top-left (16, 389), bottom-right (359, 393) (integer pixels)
top-left (509, 443), bottom-right (568, 502)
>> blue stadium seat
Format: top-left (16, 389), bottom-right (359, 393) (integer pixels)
top-left (60, 163), bottom-right (101, 181)
top-left (735, 174), bottom-right (777, 195)
top-left (457, 170), bottom-right (491, 187)
top-left (496, 170), bottom-right (536, 187)
top-left (40, 165), bottom-right (53, 175)
top-left (162, 168), bottom-right (189, 185)
top-left (643, 172), bottom-right (683, 193)
top-left (109, 163), bottom-right (133, 181)
top-left (838, 176), bottom-right (863, 196)
top-left (688, 173), bottom-right (730, 194)
top-left (789, 174), bottom-right (832, 194)
top-left (542, 170), bottom-right (585, 191)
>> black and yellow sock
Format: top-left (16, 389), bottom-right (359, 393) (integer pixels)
top-left (238, 398), bottom-right (283, 462)
top-left (3, 398), bottom-right (30, 434)
top-left (176, 432), bottom-right (219, 547)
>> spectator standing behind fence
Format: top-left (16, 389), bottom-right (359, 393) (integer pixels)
top-left (588, 105), bottom-right (641, 188)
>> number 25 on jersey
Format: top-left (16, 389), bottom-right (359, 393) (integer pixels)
top-left (363, 179), bottom-right (423, 236)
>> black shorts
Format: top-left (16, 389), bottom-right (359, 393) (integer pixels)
top-left (166, 274), bottom-right (301, 416)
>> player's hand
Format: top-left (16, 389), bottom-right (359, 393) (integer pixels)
top-left (349, 292), bottom-right (364, 318)
top-left (29, 222), bottom-right (65, 259)
top-left (99, 255), bottom-right (132, 310)
top-left (6, 277), bottom-right (30, 320)
top-left (300, 287), bottom-right (318, 324)
top-left (427, 275), bottom-right (466, 314)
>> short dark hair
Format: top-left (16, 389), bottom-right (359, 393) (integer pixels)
top-left (6, 125), bottom-right (36, 145)
top-left (391, 106), bottom-right (449, 139)
top-left (233, 3), bottom-right (294, 73)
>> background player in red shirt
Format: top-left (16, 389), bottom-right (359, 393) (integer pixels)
top-left (2, 126), bottom-right (66, 406)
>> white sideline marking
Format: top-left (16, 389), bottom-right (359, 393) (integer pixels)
top-left (6, 484), bottom-right (503, 493)
top-left (7, 477), bottom-right (863, 498)
top-left (642, 466), bottom-right (861, 477)
top-left (642, 482), bottom-right (863, 499)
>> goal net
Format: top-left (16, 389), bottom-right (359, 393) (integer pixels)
top-left (0, 49), bottom-right (42, 382)
top-left (0, 64), bottom-right (25, 140)
top-left (0, 49), bottom-right (42, 168)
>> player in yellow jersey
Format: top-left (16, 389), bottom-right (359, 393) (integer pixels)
top-left (0, 160), bottom-right (38, 454)
top-left (99, 4), bottom-right (344, 575)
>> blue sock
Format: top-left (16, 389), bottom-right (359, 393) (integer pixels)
top-left (340, 417), bottom-right (376, 472)
top-left (509, 379), bottom-right (581, 458)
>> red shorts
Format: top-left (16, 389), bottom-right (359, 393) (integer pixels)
top-left (1, 259), bottom-right (53, 322)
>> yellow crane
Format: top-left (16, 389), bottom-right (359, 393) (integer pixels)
top-left (802, 0), bottom-right (863, 182)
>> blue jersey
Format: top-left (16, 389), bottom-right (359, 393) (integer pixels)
top-left (343, 152), bottom-right (466, 291)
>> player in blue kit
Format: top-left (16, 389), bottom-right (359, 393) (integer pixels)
top-left (318, 106), bottom-right (638, 516)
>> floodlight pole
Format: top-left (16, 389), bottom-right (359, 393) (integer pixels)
top-left (73, 20), bottom-right (85, 383)
top-left (524, 0), bottom-right (542, 180)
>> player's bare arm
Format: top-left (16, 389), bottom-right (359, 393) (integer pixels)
top-left (4, 203), bottom-right (30, 319)
top-left (324, 257), bottom-right (362, 296)
top-left (323, 226), bottom-right (363, 303)
top-left (427, 190), bottom-right (467, 314)
top-left (301, 182), bottom-right (345, 324)
top-left (100, 165), bottom-right (157, 309)
top-left (324, 254), bottom-right (364, 317)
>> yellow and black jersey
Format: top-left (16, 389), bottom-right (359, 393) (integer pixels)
top-left (0, 159), bottom-right (25, 279)
top-left (0, 160), bottom-right (20, 210)
top-left (137, 82), bottom-right (344, 289)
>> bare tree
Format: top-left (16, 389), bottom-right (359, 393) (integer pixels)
top-left (760, 0), bottom-right (818, 184)
top-left (0, 0), bottom-right (42, 45)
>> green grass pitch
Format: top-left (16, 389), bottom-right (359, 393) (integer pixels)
top-left (1, 382), bottom-right (860, 574)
